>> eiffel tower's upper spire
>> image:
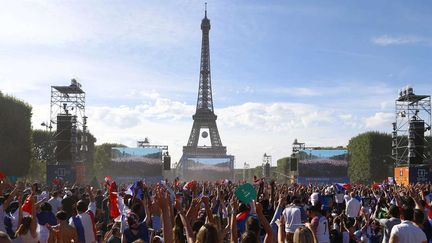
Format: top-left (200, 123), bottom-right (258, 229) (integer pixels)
top-left (196, 2), bottom-right (213, 112)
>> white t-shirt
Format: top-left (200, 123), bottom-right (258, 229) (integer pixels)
top-left (312, 216), bottom-right (330, 243)
top-left (282, 206), bottom-right (302, 233)
top-left (346, 197), bottom-right (361, 218)
top-left (311, 192), bottom-right (320, 206)
top-left (335, 193), bottom-right (345, 204)
top-left (344, 195), bottom-right (350, 202)
top-left (48, 197), bottom-right (62, 214)
top-left (390, 220), bottom-right (427, 243)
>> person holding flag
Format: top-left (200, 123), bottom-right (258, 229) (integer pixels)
top-left (15, 194), bottom-right (38, 242)
top-left (69, 186), bottom-right (97, 243)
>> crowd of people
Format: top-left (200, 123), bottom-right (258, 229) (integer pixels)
top-left (1, 176), bottom-right (432, 243)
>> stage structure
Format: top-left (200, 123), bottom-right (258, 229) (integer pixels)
top-left (47, 79), bottom-right (88, 184)
top-left (392, 86), bottom-right (431, 165)
top-left (177, 5), bottom-right (234, 180)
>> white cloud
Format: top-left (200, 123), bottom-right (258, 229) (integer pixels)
top-left (365, 112), bottom-right (393, 129)
top-left (371, 35), bottom-right (429, 46)
top-left (28, 89), bottom-right (396, 168)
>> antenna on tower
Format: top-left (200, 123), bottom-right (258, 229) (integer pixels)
top-left (205, 2), bottom-right (207, 18)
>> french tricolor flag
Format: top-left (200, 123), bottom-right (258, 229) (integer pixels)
top-left (335, 183), bottom-right (350, 192)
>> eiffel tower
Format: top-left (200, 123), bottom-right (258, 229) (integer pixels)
top-left (178, 5), bottom-right (233, 180)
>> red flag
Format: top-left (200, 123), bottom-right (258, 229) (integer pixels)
top-left (183, 180), bottom-right (197, 191)
top-left (109, 181), bottom-right (120, 219)
top-left (22, 195), bottom-right (32, 215)
top-left (372, 183), bottom-right (381, 190)
top-left (0, 171), bottom-right (5, 180)
top-left (53, 178), bottom-right (61, 186)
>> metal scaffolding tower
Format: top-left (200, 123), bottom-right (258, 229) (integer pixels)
top-left (50, 79), bottom-right (88, 164)
top-left (392, 86), bottom-right (431, 165)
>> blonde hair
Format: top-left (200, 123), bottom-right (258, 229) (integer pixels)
top-left (293, 226), bottom-right (314, 243)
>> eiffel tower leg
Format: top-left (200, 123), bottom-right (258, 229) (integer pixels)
top-left (187, 121), bottom-right (201, 147)
top-left (208, 121), bottom-right (222, 147)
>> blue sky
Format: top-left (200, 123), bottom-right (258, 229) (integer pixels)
top-left (1, 0), bottom-right (432, 168)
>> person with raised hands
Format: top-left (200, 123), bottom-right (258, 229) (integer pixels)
top-left (230, 196), bottom-right (239, 243)
top-left (15, 194), bottom-right (38, 242)
top-left (174, 199), bottom-right (194, 243)
top-left (254, 200), bottom-right (273, 243)
top-left (0, 182), bottom-right (18, 234)
top-left (154, 187), bottom-right (173, 243)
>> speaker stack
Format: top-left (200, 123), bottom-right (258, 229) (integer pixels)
top-left (55, 115), bottom-right (72, 163)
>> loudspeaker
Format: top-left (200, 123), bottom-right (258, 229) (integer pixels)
top-left (163, 156), bottom-right (171, 170)
top-left (55, 115), bottom-right (72, 163)
top-left (408, 119), bottom-right (425, 164)
top-left (290, 157), bottom-right (298, 171)
top-left (264, 162), bottom-right (270, 177)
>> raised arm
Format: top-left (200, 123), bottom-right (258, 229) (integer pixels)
top-left (86, 186), bottom-right (96, 213)
top-left (174, 200), bottom-right (195, 243)
top-left (230, 197), bottom-right (238, 243)
top-left (270, 194), bottom-right (286, 233)
top-left (3, 185), bottom-right (18, 209)
top-left (156, 188), bottom-right (173, 243)
top-left (30, 195), bottom-right (38, 238)
top-left (276, 215), bottom-right (286, 243)
top-left (186, 197), bottom-right (201, 224)
top-left (255, 200), bottom-right (273, 243)
top-left (142, 197), bottom-right (151, 226)
top-left (202, 196), bottom-right (215, 224)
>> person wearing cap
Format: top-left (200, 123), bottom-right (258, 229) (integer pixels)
top-left (306, 203), bottom-right (330, 243)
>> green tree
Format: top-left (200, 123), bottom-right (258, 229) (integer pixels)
top-left (27, 129), bottom-right (55, 182)
top-left (0, 93), bottom-right (32, 177)
top-left (347, 132), bottom-right (392, 184)
top-left (32, 129), bottom-right (55, 163)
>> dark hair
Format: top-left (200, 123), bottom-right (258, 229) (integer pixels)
top-left (15, 216), bottom-right (32, 237)
top-left (402, 206), bottom-right (414, 221)
top-left (388, 205), bottom-right (400, 218)
top-left (41, 202), bottom-right (52, 212)
top-left (76, 200), bottom-right (88, 213)
top-left (56, 211), bottom-right (68, 221)
top-left (241, 230), bottom-right (259, 243)
top-left (245, 217), bottom-right (260, 235)
top-left (414, 209), bottom-right (425, 225)
top-left (173, 214), bottom-right (186, 243)
top-left (195, 223), bottom-right (219, 243)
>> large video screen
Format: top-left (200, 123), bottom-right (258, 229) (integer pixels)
top-left (298, 149), bottom-right (348, 177)
top-left (185, 156), bottom-right (233, 181)
top-left (110, 147), bottom-right (163, 177)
